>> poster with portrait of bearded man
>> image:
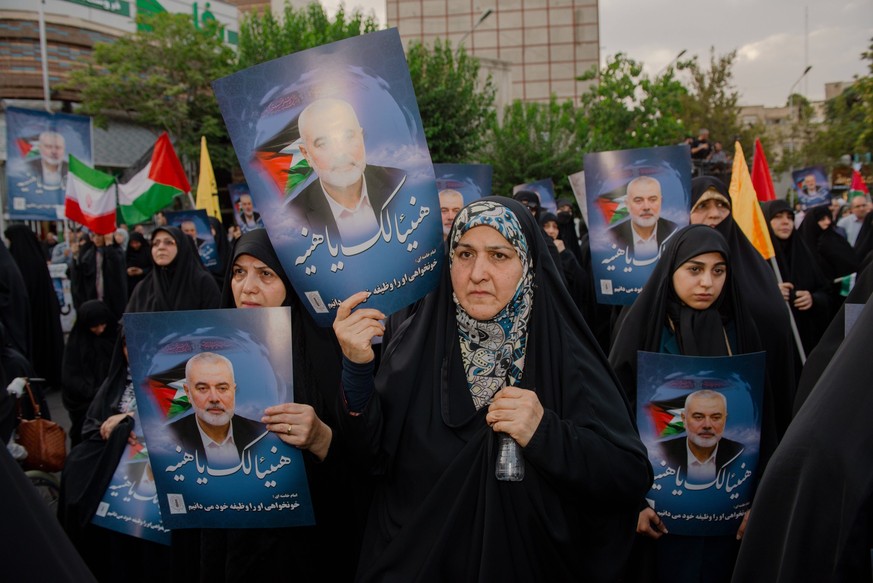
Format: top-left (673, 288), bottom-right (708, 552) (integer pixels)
top-left (213, 29), bottom-right (444, 327)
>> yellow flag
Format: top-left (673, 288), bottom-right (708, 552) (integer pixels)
top-left (195, 136), bottom-right (220, 219)
top-left (729, 141), bottom-right (775, 260)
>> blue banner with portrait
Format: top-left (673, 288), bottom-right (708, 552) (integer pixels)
top-left (91, 410), bottom-right (172, 545)
top-left (791, 166), bottom-right (831, 210)
top-left (636, 351), bottom-right (765, 537)
top-left (165, 209), bottom-right (218, 269)
top-left (213, 29), bottom-right (444, 327)
top-left (584, 145), bottom-right (691, 305)
top-left (513, 178), bottom-right (557, 215)
top-left (229, 182), bottom-right (265, 233)
top-left (5, 107), bottom-right (93, 221)
top-left (123, 308), bottom-right (314, 529)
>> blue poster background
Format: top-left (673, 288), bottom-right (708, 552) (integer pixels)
top-left (583, 145), bottom-right (691, 305)
top-left (91, 410), bottom-right (172, 545)
top-left (229, 182), bottom-right (265, 233)
top-left (791, 165), bottom-right (831, 209)
top-left (5, 107), bottom-right (93, 221)
top-left (637, 351), bottom-right (765, 536)
top-left (123, 308), bottom-right (314, 529)
top-left (165, 209), bottom-right (218, 269)
top-left (513, 178), bottom-right (557, 214)
top-left (213, 29), bottom-right (444, 327)
top-left (434, 163), bottom-right (491, 204)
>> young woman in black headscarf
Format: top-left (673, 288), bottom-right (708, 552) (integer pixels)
top-left (609, 225), bottom-right (777, 583)
top-left (762, 200), bottom-right (831, 359)
top-left (124, 231), bottom-right (152, 297)
top-left (59, 327), bottom-right (169, 583)
top-left (4, 224), bottom-right (64, 391)
top-left (540, 211), bottom-right (591, 314)
top-left (125, 226), bottom-right (220, 313)
top-left (191, 228), bottom-right (364, 582)
top-left (334, 197), bottom-right (651, 582)
top-left (731, 299), bottom-right (873, 582)
top-left (62, 300), bottom-right (118, 446)
top-left (688, 176), bottom-right (796, 436)
top-left (797, 204), bottom-right (860, 317)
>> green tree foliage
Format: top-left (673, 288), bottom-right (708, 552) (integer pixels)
top-left (679, 48), bottom-right (763, 151)
top-left (812, 39), bottom-right (873, 163)
top-left (64, 12), bottom-right (236, 168)
top-left (577, 53), bottom-right (688, 152)
top-left (406, 39), bottom-right (496, 163)
top-left (481, 97), bottom-right (580, 198)
top-left (237, 2), bottom-right (379, 69)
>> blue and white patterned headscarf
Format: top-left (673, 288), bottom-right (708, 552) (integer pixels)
top-left (449, 199), bottom-right (535, 410)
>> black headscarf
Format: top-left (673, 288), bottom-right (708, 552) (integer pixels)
top-left (762, 200), bottom-right (831, 356)
top-left (4, 224), bottom-right (64, 389)
top-left (0, 238), bottom-right (31, 359)
top-left (609, 225), bottom-right (759, 411)
top-left (125, 232), bottom-right (152, 295)
top-left (731, 299), bottom-right (873, 582)
top-left (689, 177), bottom-right (796, 437)
top-left (343, 196), bottom-right (651, 582)
top-left (61, 300), bottom-right (118, 416)
top-left (555, 198), bottom-right (585, 264)
top-left (70, 235), bottom-right (128, 322)
top-left (539, 212), bottom-right (590, 315)
top-left (125, 226), bottom-right (220, 313)
top-left (794, 254), bottom-right (873, 413)
top-left (512, 190), bottom-right (541, 220)
top-left (798, 204), bottom-right (859, 281)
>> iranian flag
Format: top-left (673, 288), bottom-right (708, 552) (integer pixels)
top-left (64, 155), bottom-right (117, 235)
top-left (118, 132), bottom-right (190, 224)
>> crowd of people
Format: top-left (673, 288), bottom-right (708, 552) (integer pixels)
top-left (2, 172), bottom-right (873, 582)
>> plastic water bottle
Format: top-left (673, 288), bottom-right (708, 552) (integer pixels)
top-left (495, 432), bottom-right (524, 481)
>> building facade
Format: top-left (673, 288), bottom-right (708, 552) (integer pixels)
top-left (387, 0), bottom-right (600, 108)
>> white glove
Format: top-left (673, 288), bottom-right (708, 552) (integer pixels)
top-left (6, 377), bottom-right (26, 398)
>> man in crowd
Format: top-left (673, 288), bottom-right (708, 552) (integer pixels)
top-left (439, 189), bottom-right (464, 239)
top-left (837, 195), bottom-right (869, 245)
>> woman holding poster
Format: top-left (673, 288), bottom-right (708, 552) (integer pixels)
top-left (334, 197), bottom-right (651, 582)
top-left (609, 225), bottom-right (774, 582)
top-left (206, 229), bottom-right (360, 581)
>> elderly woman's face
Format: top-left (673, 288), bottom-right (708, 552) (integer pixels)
top-left (451, 226), bottom-right (523, 320)
top-left (691, 196), bottom-right (731, 227)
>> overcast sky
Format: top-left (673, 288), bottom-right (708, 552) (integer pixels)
top-left (322, 0), bottom-right (872, 107)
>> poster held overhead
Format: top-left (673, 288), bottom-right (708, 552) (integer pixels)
top-left (213, 29), bottom-right (445, 327)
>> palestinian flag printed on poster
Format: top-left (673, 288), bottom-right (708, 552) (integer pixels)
top-left (64, 155), bottom-right (117, 234)
top-left (849, 169), bottom-right (870, 200)
top-left (118, 132), bottom-right (190, 224)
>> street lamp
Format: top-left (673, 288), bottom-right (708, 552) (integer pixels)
top-left (657, 49), bottom-right (687, 76)
top-left (788, 65), bottom-right (812, 121)
top-left (457, 9), bottom-right (494, 52)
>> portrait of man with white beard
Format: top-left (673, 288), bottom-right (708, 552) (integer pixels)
top-left (608, 176), bottom-right (678, 262)
top-left (284, 98), bottom-right (407, 253)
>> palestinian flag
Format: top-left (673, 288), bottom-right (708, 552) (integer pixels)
top-left (118, 132), bottom-right (189, 224)
top-left (848, 169), bottom-right (870, 201)
top-left (64, 155), bottom-right (117, 234)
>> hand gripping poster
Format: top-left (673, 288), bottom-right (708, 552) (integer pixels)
top-left (91, 410), bottom-right (172, 545)
top-left (5, 107), bottom-right (93, 221)
top-left (584, 145), bottom-right (691, 305)
top-left (637, 351), bottom-right (765, 536)
top-left (165, 209), bottom-right (219, 269)
top-left (213, 29), bottom-right (444, 327)
top-left (434, 164), bottom-right (491, 238)
top-left (123, 308), bottom-right (314, 529)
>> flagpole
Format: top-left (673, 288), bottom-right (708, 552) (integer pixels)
top-left (769, 257), bottom-right (807, 364)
